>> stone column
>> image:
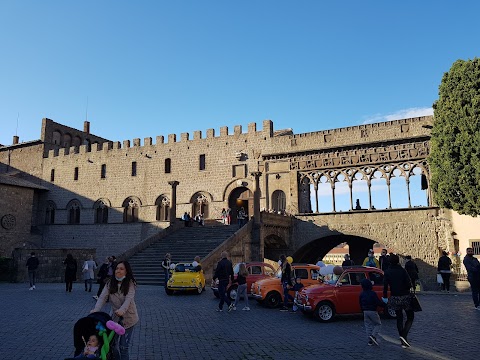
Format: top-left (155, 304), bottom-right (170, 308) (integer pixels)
top-left (314, 183), bottom-right (319, 213)
top-left (331, 182), bottom-right (336, 212)
top-left (387, 179), bottom-right (392, 209)
top-left (367, 180), bottom-right (372, 210)
top-left (168, 181), bottom-right (179, 223)
top-left (406, 177), bottom-right (412, 208)
top-left (251, 171), bottom-right (262, 224)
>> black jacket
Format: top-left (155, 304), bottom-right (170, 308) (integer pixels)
top-left (213, 258), bottom-right (234, 282)
top-left (379, 255), bottom-right (390, 271)
top-left (281, 262), bottom-right (293, 286)
top-left (437, 255), bottom-right (452, 272)
top-left (383, 264), bottom-right (412, 298)
top-left (235, 274), bottom-right (247, 285)
top-left (26, 256), bottom-right (39, 271)
top-left (405, 260), bottom-right (419, 280)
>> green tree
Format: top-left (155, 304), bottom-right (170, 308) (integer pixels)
top-left (429, 58), bottom-right (480, 216)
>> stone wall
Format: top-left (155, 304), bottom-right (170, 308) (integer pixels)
top-left (11, 248), bottom-right (96, 283)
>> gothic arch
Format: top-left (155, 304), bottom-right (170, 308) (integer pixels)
top-left (190, 191), bottom-right (212, 218)
top-left (155, 194), bottom-right (170, 221)
top-left (94, 198), bottom-right (110, 224)
top-left (45, 200), bottom-right (57, 224)
top-left (122, 196), bottom-right (142, 223)
top-left (222, 179), bottom-right (254, 201)
top-left (66, 199), bottom-right (82, 224)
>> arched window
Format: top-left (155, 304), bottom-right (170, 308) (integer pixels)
top-left (67, 200), bottom-right (81, 224)
top-left (63, 133), bottom-right (72, 148)
top-left (72, 135), bottom-right (82, 147)
top-left (45, 201), bottom-right (56, 224)
top-left (123, 197), bottom-right (140, 223)
top-left (271, 190), bottom-right (286, 213)
top-left (165, 158), bottom-right (171, 174)
top-left (94, 199), bottom-right (109, 224)
top-left (191, 192), bottom-right (210, 218)
top-left (52, 131), bottom-right (61, 145)
top-left (155, 195), bottom-right (170, 221)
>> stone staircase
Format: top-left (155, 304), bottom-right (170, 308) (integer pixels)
top-left (128, 225), bottom-right (238, 285)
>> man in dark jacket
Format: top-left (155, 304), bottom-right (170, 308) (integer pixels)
top-left (379, 249), bottom-right (390, 271)
top-left (404, 256), bottom-right (419, 292)
top-left (360, 278), bottom-right (385, 346)
top-left (213, 251), bottom-right (234, 312)
top-left (463, 247), bottom-right (480, 309)
top-left (26, 252), bottom-right (39, 290)
top-left (383, 254), bottom-right (414, 348)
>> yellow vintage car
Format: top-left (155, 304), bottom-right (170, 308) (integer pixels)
top-left (165, 262), bottom-right (206, 295)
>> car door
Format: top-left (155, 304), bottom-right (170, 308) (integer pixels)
top-left (246, 265), bottom-right (263, 293)
top-left (334, 272), bottom-right (366, 314)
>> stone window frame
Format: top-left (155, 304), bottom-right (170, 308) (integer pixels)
top-left (50, 169), bottom-right (55, 182)
top-left (131, 161), bottom-right (137, 177)
top-left (74, 167), bottom-right (79, 181)
top-left (94, 198), bottom-right (110, 224)
top-left (66, 199), bottom-right (81, 225)
top-left (122, 196), bottom-right (141, 223)
top-left (155, 195), bottom-right (170, 221)
top-left (101, 164), bottom-right (107, 179)
top-left (199, 154), bottom-right (206, 171)
top-left (165, 158), bottom-right (171, 174)
top-left (45, 200), bottom-right (56, 225)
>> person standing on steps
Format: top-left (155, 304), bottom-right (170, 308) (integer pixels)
top-left (161, 253), bottom-right (172, 287)
top-left (26, 252), bottom-right (39, 290)
top-left (213, 251), bottom-right (234, 312)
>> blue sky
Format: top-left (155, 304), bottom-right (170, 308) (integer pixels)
top-left (1, 1), bottom-right (479, 146)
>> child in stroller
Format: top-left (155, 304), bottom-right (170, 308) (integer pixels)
top-left (65, 311), bottom-right (125, 360)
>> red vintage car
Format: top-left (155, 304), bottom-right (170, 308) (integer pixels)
top-left (212, 262), bottom-right (277, 300)
top-left (295, 266), bottom-right (396, 322)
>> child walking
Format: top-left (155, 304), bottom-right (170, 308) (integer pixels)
top-left (359, 278), bottom-right (385, 346)
top-left (233, 263), bottom-right (250, 311)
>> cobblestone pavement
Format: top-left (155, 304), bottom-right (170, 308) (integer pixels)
top-left (1, 283), bottom-right (479, 360)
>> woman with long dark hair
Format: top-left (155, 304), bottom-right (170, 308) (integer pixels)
top-left (91, 260), bottom-right (138, 360)
top-left (63, 253), bottom-right (77, 292)
top-left (383, 254), bottom-right (415, 348)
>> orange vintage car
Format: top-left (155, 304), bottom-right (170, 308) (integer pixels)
top-left (295, 266), bottom-right (396, 322)
top-left (250, 264), bottom-right (321, 308)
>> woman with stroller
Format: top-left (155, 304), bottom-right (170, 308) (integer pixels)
top-left (92, 260), bottom-right (138, 360)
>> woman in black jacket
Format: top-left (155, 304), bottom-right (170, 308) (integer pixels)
top-left (63, 254), bottom-right (77, 292)
top-left (438, 251), bottom-right (452, 292)
top-left (383, 254), bottom-right (414, 348)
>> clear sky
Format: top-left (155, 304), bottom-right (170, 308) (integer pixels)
top-left (1, 1), bottom-right (479, 146)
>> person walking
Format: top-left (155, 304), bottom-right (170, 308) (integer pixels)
top-left (93, 257), bottom-right (110, 300)
top-left (360, 278), bottom-right (385, 346)
top-left (226, 208), bottom-right (231, 225)
top-left (437, 251), bottom-right (452, 292)
top-left (213, 251), bottom-right (234, 312)
top-left (232, 263), bottom-right (250, 311)
top-left (404, 256), bottom-right (419, 292)
top-left (26, 252), bottom-right (39, 290)
top-left (92, 261), bottom-right (138, 360)
top-left (463, 247), bottom-right (480, 309)
top-left (221, 208), bottom-right (227, 225)
top-left (237, 207), bottom-right (246, 228)
top-left (279, 255), bottom-right (293, 311)
top-left (161, 253), bottom-right (172, 287)
top-left (82, 255), bottom-right (97, 292)
top-left (63, 254), bottom-right (77, 292)
top-left (383, 254), bottom-right (415, 348)
top-left (362, 249), bottom-right (379, 268)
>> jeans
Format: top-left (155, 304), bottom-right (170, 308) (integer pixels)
top-left (218, 280), bottom-right (231, 309)
top-left (440, 273), bottom-right (451, 291)
top-left (28, 270), bottom-right (36, 287)
top-left (114, 326), bottom-right (134, 360)
top-left (363, 311), bottom-right (382, 338)
top-left (468, 275), bottom-right (480, 307)
top-left (282, 281), bottom-right (293, 307)
top-left (395, 309), bottom-right (414, 339)
top-left (84, 279), bottom-right (93, 291)
top-left (234, 284), bottom-right (249, 308)
top-left (164, 269), bottom-right (170, 287)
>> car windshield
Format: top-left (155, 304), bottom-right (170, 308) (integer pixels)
top-left (175, 263), bottom-right (197, 272)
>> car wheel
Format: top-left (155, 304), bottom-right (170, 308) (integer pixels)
top-left (165, 288), bottom-right (174, 296)
top-left (385, 305), bottom-right (397, 319)
top-left (265, 291), bottom-right (282, 308)
top-left (315, 301), bottom-right (335, 322)
top-left (228, 285), bottom-right (238, 301)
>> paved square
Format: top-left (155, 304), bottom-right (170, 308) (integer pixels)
top-left (1, 283), bottom-right (478, 360)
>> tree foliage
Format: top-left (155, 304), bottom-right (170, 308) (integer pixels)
top-left (429, 58), bottom-right (480, 216)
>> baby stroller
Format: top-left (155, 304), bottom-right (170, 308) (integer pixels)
top-left (65, 311), bottom-right (125, 360)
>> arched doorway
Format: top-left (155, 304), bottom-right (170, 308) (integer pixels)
top-left (271, 190), bottom-right (286, 213)
top-left (228, 187), bottom-right (253, 225)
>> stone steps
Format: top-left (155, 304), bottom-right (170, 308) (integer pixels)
top-left (129, 225), bottom-right (237, 286)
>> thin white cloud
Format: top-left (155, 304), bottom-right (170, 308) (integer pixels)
top-left (361, 107), bottom-right (433, 125)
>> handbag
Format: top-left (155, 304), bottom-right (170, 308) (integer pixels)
top-left (437, 273), bottom-right (444, 284)
top-left (410, 294), bottom-right (422, 312)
